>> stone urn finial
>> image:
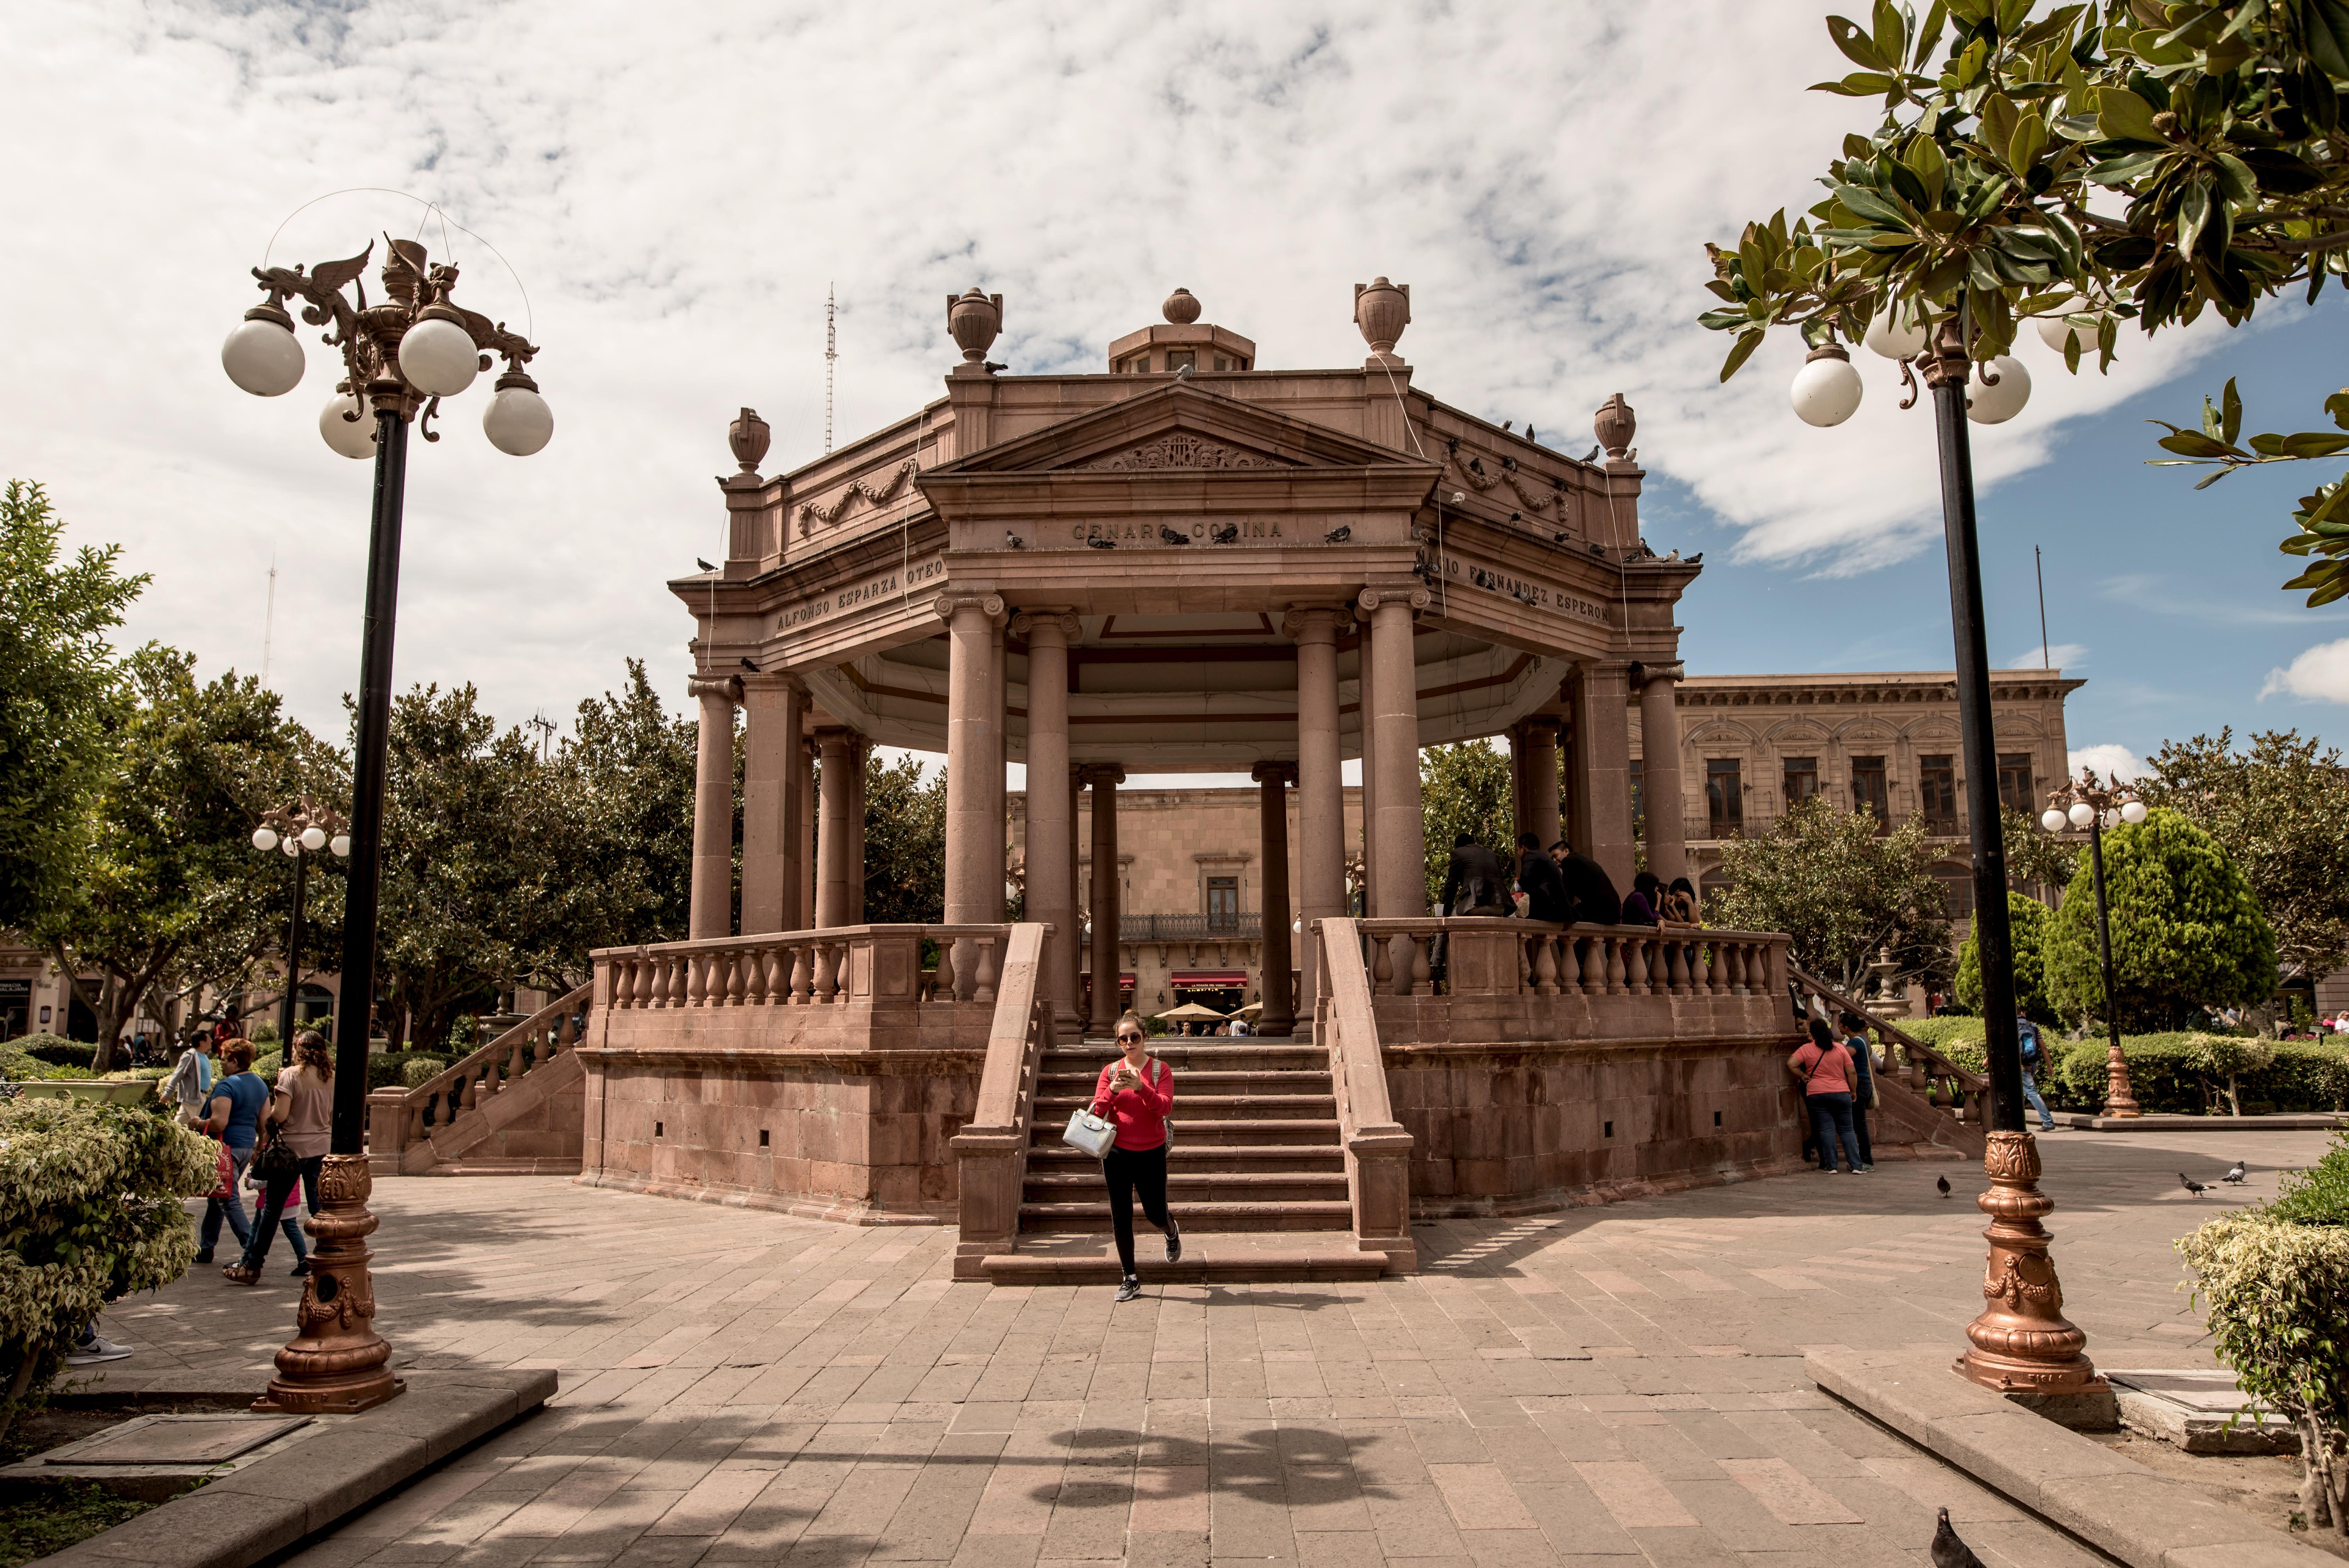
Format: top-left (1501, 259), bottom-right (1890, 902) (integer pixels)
top-left (1595, 392), bottom-right (1636, 461)
top-left (1162, 287), bottom-right (1202, 324)
top-left (1353, 277), bottom-right (1412, 358)
top-left (947, 287), bottom-right (1003, 362)
top-left (728, 407), bottom-right (771, 476)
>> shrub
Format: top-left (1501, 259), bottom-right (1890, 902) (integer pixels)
top-left (1955, 893), bottom-right (2056, 1021)
top-left (2187, 1031), bottom-right (2277, 1117)
top-left (2269, 1130), bottom-right (2349, 1228)
top-left (16, 1035), bottom-right (94, 1071)
top-left (2045, 1034), bottom-right (2349, 1114)
top-left (1900, 1016), bottom-right (1987, 1050)
top-left (399, 1057), bottom-right (445, 1089)
top-left (250, 1049), bottom-right (283, 1080)
top-left (365, 1050), bottom-right (452, 1092)
top-left (2044, 808), bottom-right (2277, 1030)
top-left (0, 1099), bottom-right (214, 1424)
top-left (2178, 1210), bottom-right (2349, 1537)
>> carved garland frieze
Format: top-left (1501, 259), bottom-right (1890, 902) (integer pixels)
top-left (797, 459), bottom-right (921, 534)
top-left (1072, 434), bottom-right (1280, 471)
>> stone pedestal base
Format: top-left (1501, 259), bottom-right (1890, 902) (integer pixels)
top-left (252, 1154), bottom-right (403, 1415)
top-left (1955, 1130), bottom-right (2105, 1400)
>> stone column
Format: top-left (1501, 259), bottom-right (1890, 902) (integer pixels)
top-left (1508, 726), bottom-right (1532, 845)
top-left (1252, 762), bottom-right (1296, 1036)
top-left (686, 674), bottom-right (741, 940)
top-left (815, 728), bottom-right (855, 928)
top-left (1016, 611), bottom-right (1080, 1030)
top-left (1085, 764), bottom-right (1125, 1035)
top-left (1067, 766), bottom-right (1084, 1022)
top-left (989, 617), bottom-right (1009, 922)
top-left (1637, 663), bottom-right (1688, 883)
top-left (1570, 662), bottom-right (1637, 891)
top-left (1524, 717), bottom-right (1561, 855)
top-left (1356, 620), bottom-right (1379, 916)
top-left (1362, 587), bottom-right (1430, 918)
top-left (1286, 607), bottom-right (1349, 1019)
top-left (794, 736), bottom-right (816, 929)
top-left (848, 735), bottom-right (867, 925)
top-left (739, 676), bottom-right (804, 934)
top-left (939, 592), bottom-right (1005, 925)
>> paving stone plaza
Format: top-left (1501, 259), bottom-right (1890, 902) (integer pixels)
top-left (91, 1124), bottom-right (2332, 1568)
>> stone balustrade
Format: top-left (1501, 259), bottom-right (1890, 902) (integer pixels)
top-left (367, 984), bottom-right (591, 1173)
top-left (1314, 916), bottom-right (1417, 1270)
top-left (599, 924), bottom-right (1010, 1014)
top-left (1351, 917), bottom-right (1786, 1005)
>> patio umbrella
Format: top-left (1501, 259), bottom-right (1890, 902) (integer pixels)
top-left (1234, 1002), bottom-right (1264, 1017)
top-left (1153, 1001), bottom-right (1228, 1023)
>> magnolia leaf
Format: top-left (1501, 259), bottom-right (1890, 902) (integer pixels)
top-left (2193, 467), bottom-right (2232, 488)
top-left (2281, 431), bottom-right (2349, 458)
top-left (1980, 94), bottom-right (2023, 162)
top-left (1913, 0), bottom-right (1949, 66)
top-left (2096, 85), bottom-right (2165, 145)
top-left (2307, 0), bottom-right (2349, 78)
top-left (1904, 135), bottom-right (1948, 205)
top-left (1827, 14), bottom-right (1896, 70)
top-left (1813, 72), bottom-right (1898, 95)
top-left (2251, 433), bottom-right (2289, 456)
top-left (2323, 390), bottom-right (2349, 432)
top-left (2180, 177), bottom-right (2212, 258)
top-left (2222, 378), bottom-right (2242, 446)
top-left (2214, 151), bottom-right (2258, 208)
top-left (1720, 328), bottom-right (1766, 383)
top-left (2157, 430), bottom-right (2236, 458)
top-left (2009, 109), bottom-right (2048, 171)
top-left (2310, 572), bottom-right (2349, 607)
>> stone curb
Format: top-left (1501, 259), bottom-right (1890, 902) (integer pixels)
top-left (2057, 1113), bottom-right (2348, 1132)
top-left (37, 1368), bottom-right (555, 1568)
top-left (1809, 1346), bottom-right (2333, 1568)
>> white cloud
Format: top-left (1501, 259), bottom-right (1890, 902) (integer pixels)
top-left (2008, 643), bottom-right (2087, 670)
top-left (0, 0), bottom-right (2260, 741)
top-left (2067, 744), bottom-right (2144, 784)
top-left (2260, 638), bottom-right (2349, 704)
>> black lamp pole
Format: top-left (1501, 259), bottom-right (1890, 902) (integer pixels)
top-left (278, 847), bottom-right (307, 1049)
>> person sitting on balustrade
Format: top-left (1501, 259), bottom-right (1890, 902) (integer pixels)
top-left (1550, 839), bottom-right (1622, 927)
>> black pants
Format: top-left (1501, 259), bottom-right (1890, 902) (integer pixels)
top-left (1852, 1100), bottom-right (1873, 1167)
top-left (1103, 1142), bottom-right (1171, 1278)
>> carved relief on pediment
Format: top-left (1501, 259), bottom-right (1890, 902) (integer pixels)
top-left (1069, 433), bottom-right (1287, 471)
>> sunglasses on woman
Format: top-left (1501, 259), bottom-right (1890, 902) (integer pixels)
top-left (1116, 1032), bottom-right (1143, 1044)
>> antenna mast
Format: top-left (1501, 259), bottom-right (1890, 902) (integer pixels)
top-left (824, 282), bottom-right (837, 455)
top-left (261, 551), bottom-right (278, 688)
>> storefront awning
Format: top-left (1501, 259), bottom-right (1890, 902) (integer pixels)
top-left (1172, 972), bottom-right (1246, 986)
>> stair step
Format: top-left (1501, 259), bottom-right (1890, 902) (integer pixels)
top-left (1028, 1118), bottom-right (1341, 1149)
top-left (1022, 1170), bottom-right (1347, 1197)
top-left (1025, 1144), bottom-right (1345, 1170)
top-left (1034, 1094), bottom-right (1334, 1120)
top-left (1037, 1071), bottom-right (1332, 1094)
top-left (1017, 1199), bottom-right (1353, 1232)
top-left (1045, 1046), bottom-right (1325, 1069)
top-left (981, 1249), bottom-right (1389, 1285)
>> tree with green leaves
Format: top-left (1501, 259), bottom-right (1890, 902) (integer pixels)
top-left (2134, 727), bottom-right (2349, 985)
top-left (861, 751), bottom-right (946, 925)
top-left (1957, 889), bottom-right (2057, 1017)
top-left (30, 650), bottom-right (312, 1070)
top-left (0, 481), bottom-right (146, 933)
top-left (1709, 797), bottom-right (1954, 994)
top-left (2002, 804), bottom-right (2081, 898)
top-left (1419, 741), bottom-right (1516, 909)
top-left (1701, 0), bottom-right (2349, 605)
top-left (2044, 805), bottom-right (2277, 1027)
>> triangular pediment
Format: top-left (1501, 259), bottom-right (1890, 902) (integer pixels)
top-left (928, 381), bottom-right (1430, 478)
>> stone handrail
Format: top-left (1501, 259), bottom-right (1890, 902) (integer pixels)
top-left (1310, 917), bottom-right (1417, 1269)
top-left (950, 922), bottom-right (1057, 1277)
top-left (1349, 915), bottom-right (1788, 1003)
top-left (593, 923), bottom-right (1012, 1010)
top-left (1790, 962), bottom-right (1990, 1122)
top-left (367, 982), bottom-right (590, 1157)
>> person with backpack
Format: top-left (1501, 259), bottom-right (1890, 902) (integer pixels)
top-left (1091, 1011), bottom-right (1180, 1303)
top-left (160, 1030), bottom-right (217, 1128)
top-left (2016, 1007), bottom-right (2058, 1132)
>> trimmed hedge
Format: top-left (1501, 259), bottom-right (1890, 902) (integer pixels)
top-left (1876, 1018), bottom-right (2349, 1113)
top-left (16, 1035), bottom-right (94, 1070)
top-left (365, 1050), bottom-right (453, 1092)
top-left (0, 1099), bottom-right (214, 1419)
top-left (2270, 1130), bottom-right (2349, 1228)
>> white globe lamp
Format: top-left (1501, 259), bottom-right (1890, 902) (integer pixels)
top-left (482, 371), bottom-right (554, 456)
top-left (2067, 801), bottom-right (2096, 829)
top-left (321, 394), bottom-right (377, 459)
top-left (252, 827), bottom-right (280, 852)
top-left (2040, 808), bottom-right (2066, 833)
top-left (1966, 356), bottom-right (2032, 424)
top-left (2120, 800), bottom-right (2148, 825)
top-left (396, 312), bottom-right (480, 397)
top-left (1790, 344), bottom-right (1864, 428)
top-left (330, 834), bottom-right (351, 859)
top-left (300, 826), bottom-right (327, 852)
top-left (1863, 305), bottom-right (1928, 360)
top-left (222, 307), bottom-right (306, 397)
top-left (281, 835), bottom-right (301, 856)
top-left (2035, 312), bottom-right (2113, 356)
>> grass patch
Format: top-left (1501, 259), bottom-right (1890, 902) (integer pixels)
top-left (0, 1481), bottom-right (155, 1567)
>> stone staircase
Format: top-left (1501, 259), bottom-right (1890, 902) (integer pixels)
top-left (980, 1033), bottom-right (1390, 1283)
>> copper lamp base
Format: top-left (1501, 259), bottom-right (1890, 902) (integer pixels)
top-left (251, 1154), bottom-right (403, 1415)
top-left (1954, 1130), bottom-right (2105, 1396)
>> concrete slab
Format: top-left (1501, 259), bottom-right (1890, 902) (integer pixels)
top-left (29, 1368), bottom-right (554, 1568)
top-left (1809, 1345), bottom-right (2336, 1567)
top-left (2107, 1369), bottom-right (2302, 1456)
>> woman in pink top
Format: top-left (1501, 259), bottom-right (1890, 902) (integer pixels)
top-left (223, 1031), bottom-right (333, 1283)
top-left (1091, 1011), bottom-right (1180, 1301)
top-left (1787, 1017), bottom-right (1866, 1175)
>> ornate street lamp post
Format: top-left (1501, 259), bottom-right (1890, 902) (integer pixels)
top-left (1791, 313), bottom-right (2101, 1401)
top-left (251, 800), bottom-right (350, 1048)
top-left (222, 232), bottom-right (552, 1413)
top-left (2041, 775), bottom-right (2148, 1120)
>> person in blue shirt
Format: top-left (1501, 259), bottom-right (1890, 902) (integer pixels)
top-left (2016, 1008), bottom-right (2058, 1131)
top-left (196, 1040), bottom-right (266, 1264)
top-left (1839, 1013), bottom-right (1877, 1170)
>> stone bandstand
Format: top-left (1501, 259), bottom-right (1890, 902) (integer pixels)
top-left (571, 281), bottom-right (1943, 1280)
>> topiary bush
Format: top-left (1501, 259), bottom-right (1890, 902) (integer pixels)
top-left (365, 1050), bottom-right (453, 1092)
top-left (250, 1049), bottom-right (283, 1080)
top-left (16, 1035), bottom-right (94, 1071)
top-left (0, 1099), bottom-right (214, 1425)
top-left (2044, 1035), bottom-right (2349, 1114)
top-left (1955, 892), bottom-right (2056, 1021)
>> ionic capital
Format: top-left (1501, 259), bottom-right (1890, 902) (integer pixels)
top-left (1631, 660), bottom-right (1687, 689)
top-left (1078, 763), bottom-right (1127, 787)
top-left (1250, 761), bottom-right (1298, 786)
top-left (686, 673), bottom-right (743, 705)
top-left (1280, 604), bottom-right (1355, 642)
top-left (1517, 717), bottom-right (1560, 746)
top-left (1010, 608), bottom-right (1082, 643)
top-left (933, 591), bottom-right (1007, 625)
top-left (1356, 585), bottom-right (1431, 615)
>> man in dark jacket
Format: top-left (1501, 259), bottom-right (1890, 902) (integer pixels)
top-left (1550, 839), bottom-right (1623, 926)
top-left (1516, 833), bottom-right (1569, 923)
top-left (1440, 834), bottom-right (1511, 916)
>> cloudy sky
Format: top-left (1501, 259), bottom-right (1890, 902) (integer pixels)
top-left (10, 0), bottom-right (2348, 786)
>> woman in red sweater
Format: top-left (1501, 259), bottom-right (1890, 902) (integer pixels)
top-left (1092, 1011), bottom-right (1180, 1301)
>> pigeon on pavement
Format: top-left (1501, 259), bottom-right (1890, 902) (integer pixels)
top-left (1931, 1508), bottom-right (1986, 1568)
top-left (1936, 1175), bottom-right (1952, 1198)
top-left (2221, 1160), bottom-right (2247, 1184)
top-left (2180, 1172), bottom-right (2209, 1197)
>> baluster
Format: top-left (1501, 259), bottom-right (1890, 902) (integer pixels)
top-left (1531, 935), bottom-right (1559, 996)
top-left (693, 952), bottom-right (716, 1007)
top-left (1625, 938), bottom-right (1650, 996)
top-left (507, 1030), bottom-right (525, 1084)
top-left (789, 941), bottom-right (812, 1004)
top-left (460, 1070), bottom-right (480, 1112)
top-left (1559, 935), bottom-right (1585, 994)
top-left (814, 941), bottom-right (839, 1003)
top-left (652, 954), bottom-right (675, 1007)
top-left (974, 937), bottom-right (998, 1004)
top-left (607, 960), bottom-right (628, 1010)
top-left (1665, 939), bottom-right (1689, 995)
top-left (408, 1102), bottom-right (425, 1144)
top-left (1606, 936), bottom-right (1629, 995)
top-left (726, 949), bottom-right (749, 1006)
top-left (752, 946), bottom-right (777, 1005)
top-left (1409, 934), bottom-right (1431, 995)
top-left (933, 937), bottom-right (955, 1003)
top-left (1517, 936), bottom-right (1533, 993)
top-left (639, 956), bottom-right (658, 1007)
top-left (1371, 934), bottom-right (1393, 991)
top-left (1729, 944), bottom-right (1752, 995)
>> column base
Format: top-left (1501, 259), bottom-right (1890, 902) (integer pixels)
top-left (251, 1154), bottom-right (403, 1416)
top-left (1954, 1130), bottom-right (2104, 1400)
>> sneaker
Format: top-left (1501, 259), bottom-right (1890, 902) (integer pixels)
top-left (1855, 1165), bottom-right (1874, 1174)
top-left (193, 1249), bottom-right (213, 1266)
top-left (1114, 1276), bottom-right (1142, 1304)
top-left (291, 1258), bottom-right (310, 1278)
top-left (1164, 1219), bottom-right (1182, 1265)
top-left (66, 1335), bottom-right (132, 1366)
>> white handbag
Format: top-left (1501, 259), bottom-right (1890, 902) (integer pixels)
top-left (1063, 1107), bottom-right (1116, 1160)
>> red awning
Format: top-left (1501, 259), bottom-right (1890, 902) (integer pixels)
top-left (1172, 972), bottom-right (1247, 985)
